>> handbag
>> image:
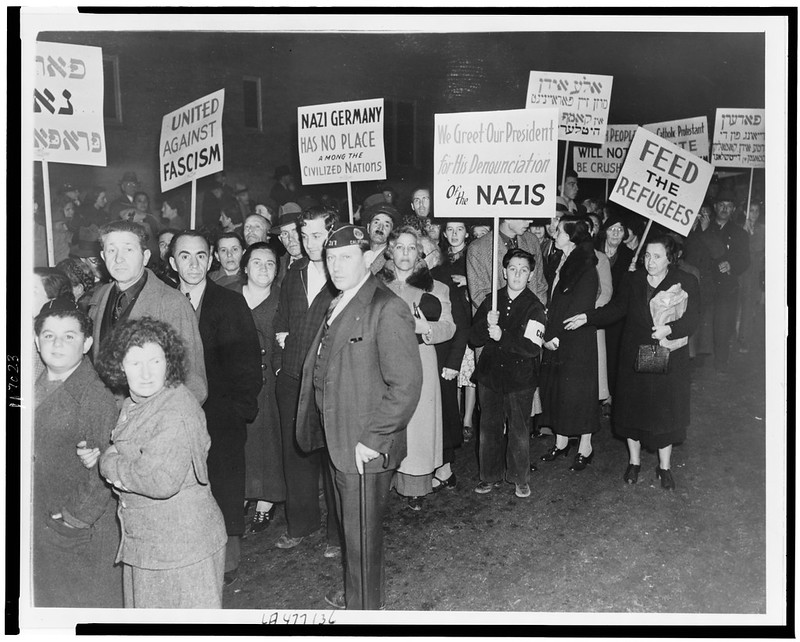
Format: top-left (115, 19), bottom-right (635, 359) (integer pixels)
top-left (634, 343), bottom-right (670, 374)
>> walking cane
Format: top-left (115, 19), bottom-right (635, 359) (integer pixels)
top-left (359, 470), bottom-right (368, 610)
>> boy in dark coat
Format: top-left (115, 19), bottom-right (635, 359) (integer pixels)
top-left (470, 249), bottom-right (546, 499)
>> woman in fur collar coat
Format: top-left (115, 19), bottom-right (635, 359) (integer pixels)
top-left (538, 216), bottom-right (600, 472)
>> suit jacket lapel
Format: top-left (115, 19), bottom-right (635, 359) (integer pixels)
top-left (326, 277), bottom-right (376, 361)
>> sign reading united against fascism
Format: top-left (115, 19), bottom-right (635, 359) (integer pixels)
top-left (34, 42), bottom-right (106, 166)
top-left (643, 116), bottom-right (710, 160)
top-left (160, 89), bottom-right (225, 191)
top-left (573, 124), bottom-right (637, 179)
top-left (297, 98), bottom-right (386, 185)
top-left (526, 71), bottom-right (613, 144)
top-left (434, 108), bottom-right (558, 217)
top-left (711, 108), bottom-right (765, 168)
top-left (610, 127), bottom-right (714, 237)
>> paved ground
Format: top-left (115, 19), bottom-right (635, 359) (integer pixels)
top-left (224, 342), bottom-right (767, 614)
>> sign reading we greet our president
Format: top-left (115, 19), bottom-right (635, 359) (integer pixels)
top-left (433, 108), bottom-right (559, 217)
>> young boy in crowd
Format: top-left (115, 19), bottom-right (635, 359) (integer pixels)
top-left (470, 248), bottom-right (546, 499)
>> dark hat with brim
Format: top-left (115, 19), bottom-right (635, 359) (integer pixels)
top-left (362, 202), bottom-right (402, 229)
top-left (273, 202), bottom-right (303, 231)
top-left (715, 189), bottom-right (736, 204)
top-left (120, 171), bottom-right (139, 184)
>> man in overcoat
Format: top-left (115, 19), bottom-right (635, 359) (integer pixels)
top-left (87, 220), bottom-right (207, 403)
top-left (169, 230), bottom-right (262, 585)
top-left (296, 224), bottom-right (422, 610)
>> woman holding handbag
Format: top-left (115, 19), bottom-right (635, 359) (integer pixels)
top-left (564, 235), bottom-right (700, 490)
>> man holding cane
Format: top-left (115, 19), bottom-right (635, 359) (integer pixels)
top-left (296, 224), bottom-right (422, 610)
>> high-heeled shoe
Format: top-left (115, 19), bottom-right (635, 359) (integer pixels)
top-left (540, 443), bottom-right (571, 461)
top-left (623, 463), bottom-right (641, 484)
top-left (656, 467), bottom-right (676, 490)
top-left (569, 451), bottom-right (594, 471)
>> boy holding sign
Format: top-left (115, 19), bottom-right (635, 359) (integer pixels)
top-left (469, 249), bottom-right (546, 499)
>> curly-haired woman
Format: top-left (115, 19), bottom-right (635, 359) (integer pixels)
top-left (97, 317), bottom-right (226, 608)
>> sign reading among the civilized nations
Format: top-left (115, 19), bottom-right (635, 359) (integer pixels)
top-left (434, 108), bottom-right (558, 217)
top-left (33, 41), bottom-right (107, 166)
top-left (526, 71), bottom-right (613, 144)
top-left (160, 89), bottom-right (225, 191)
top-left (610, 127), bottom-right (714, 236)
top-left (643, 116), bottom-right (710, 160)
top-left (573, 124), bottom-right (638, 179)
top-left (297, 98), bottom-right (386, 185)
top-left (711, 108), bottom-right (765, 168)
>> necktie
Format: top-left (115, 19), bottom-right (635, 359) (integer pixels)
top-left (325, 292), bottom-right (344, 328)
top-left (112, 290), bottom-right (127, 323)
top-left (509, 236), bottom-right (518, 250)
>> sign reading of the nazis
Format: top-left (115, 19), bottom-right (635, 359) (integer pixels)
top-left (643, 116), bottom-right (710, 160)
top-left (159, 89), bottom-right (225, 191)
top-left (711, 108), bottom-right (765, 168)
top-left (573, 124), bottom-right (637, 179)
top-left (297, 98), bottom-right (386, 185)
top-left (610, 127), bottom-right (714, 237)
top-left (526, 71), bottom-right (613, 144)
top-left (33, 41), bottom-right (106, 166)
top-left (434, 108), bottom-right (558, 217)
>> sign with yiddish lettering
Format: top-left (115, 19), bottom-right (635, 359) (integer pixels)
top-left (526, 71), bottom-right (613, 144)
top-left (433, 108), bottom-right (558, 217)
top-left (33, 42), bottom-right (107, 166)
top-left (610, 127), bottom-right (714, 237)
top-left (160, 89), bottom-right (225, 191)
top-left (297, 98), bottom-right (386, 185)
top-left (711, 108), bottom-right (765, 168)
top-left (643, 116), bottom-right (710, 160)
top-left (573, 124), bottom-right (637, 179)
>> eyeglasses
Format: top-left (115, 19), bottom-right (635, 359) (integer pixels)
top-left (607, 226), bottom-right (625, 234)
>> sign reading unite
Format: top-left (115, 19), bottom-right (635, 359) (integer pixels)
top-left (33, 42), bottom-right (106, 166)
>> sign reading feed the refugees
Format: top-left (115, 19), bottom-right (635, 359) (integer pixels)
top-left (434, 108), bottom-right (558, 217)
top-left (159, 89), bottom-right (225, 191)
top-left (34, 42), bottom-right (107, 166)
top-left (573, 124), bottom-right (637, 179)
top-left (610, 127), bottom-right (714, 237)
top-left (711, 108), bottom-right (765, 168)
top-left (643, 116), bottom-right (710, 160)
top-left (297, 98), bottom-right (386, 185)
top-left (526, 71), bottom-right (613, 144)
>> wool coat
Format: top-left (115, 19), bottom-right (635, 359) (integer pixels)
top-left (539, 242), bottom-right (600, 436)
top-left (586, 266), bottom-right (700, 445)
top-left (198, 279), bottom-right (263, 536)
top-left (296, 275), bottom-right (423, 475)
top-left (99, 384), bottom-right (227, 570)
top-left (33, 358), bottom-right (122, 608)
top-left (88, 268), bottom-right (208, 404)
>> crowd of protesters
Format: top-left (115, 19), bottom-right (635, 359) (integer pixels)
top-left (30, 165), bottom-right (762, 609)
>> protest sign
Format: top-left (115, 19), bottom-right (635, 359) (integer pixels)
top-left (573, 124), bottom-right (637, 179)
top-left (434, 108), bottom-right (558, 218)
top-left (610, 127), bottom-right (714, 236)
top-left (33, 42), bottom-right (106, 166)
top-left (297, 98), bottom-right (386, 185)
top-left (526, 71), bottom-right (613, 144)
top-left (711, 108), bottom-right (765, 167)
top-left (643, 116), bottom-right (709, 159)
top-left (159, 89), bottom-right (225, 192)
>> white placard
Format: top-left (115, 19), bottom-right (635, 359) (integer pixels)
top-left (33, 42), bottom-right (106, 166)
top-left (297, 98), bottom-right (386, 185)
top-left (711, 108), bottom-right (765, 168)
top-left (434, 108), bottom-right (558, 218)
top-left (526, 70), bottom-right (613, 144)
top-left (159, 89), bottom-right (225, 192)
top-left (573, 124), bottom-right (638, 179)
top-left (524, 319), bottom-right (545, 347)
top-left (610, 127), bottom-right (714, 237)
top-left (643, 116), bottom-right (709, 160)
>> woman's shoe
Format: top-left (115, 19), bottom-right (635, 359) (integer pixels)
top-left (249, 505), bottom-right (276, 533)
top-left (432, 473), bottom-right (457, 492)
top-left (569, 451), bottom-right (594, 471)
top-left (540, 443), bottom-right (571, 461)
top-left (656, 467), bottom-right (676, 490)
top-left (462, 425), bottom-right (474, 442)
top-left (407, 496), bottom-right (424, 511)
top-left (623, 464), bottom-right (641, 484)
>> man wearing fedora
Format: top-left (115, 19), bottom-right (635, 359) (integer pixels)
top-left (361, 202), bottom-right (401, 274)
top-left (273, 202), bottom-right (304, 286)
top-left (270, 165), bottom-right (297, 207)
top-left (108, 171), bottom-right (140, 220)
